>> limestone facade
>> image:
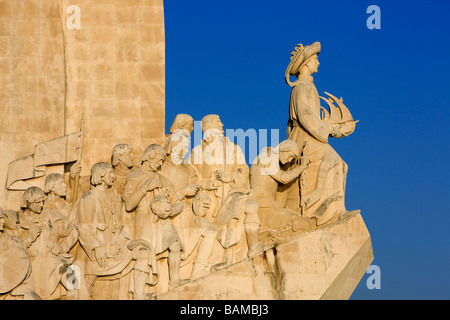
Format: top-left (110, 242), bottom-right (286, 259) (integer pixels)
top-left (0, 0), bottom-right (166, 210)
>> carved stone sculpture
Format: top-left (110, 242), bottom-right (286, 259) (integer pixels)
top-left (44, 173), bottom-right (73, 218)
top-left (161, 117), bottom-right (217, 280)
top-left (188, 190), bottom-right (218, 279)
top-left (111, 144), bottom-right (135, 196)
top-left (188, 115), bottom-right (249, 222)
top-left (123, 144), bottom-right (188, 294)
top-left (211, 188), bottom-right (263, 272)
top-left (284, 42), bottom-right (360, 227)
top-left (63, 145), bottom-right (135, 300)
top-left (69, 162), bottom-right (156, 300)
top-left (161, 117), bottom-right (200, 201)
top-left (187, 115), bottom-right (257, 267)
top-left (164, 114), bottom-right (195, 156)
top-left (71, 144), bottom-right (136, 201)
top-left (0, 207), bottom-right (40, 300)
top-left (250, 140), bottom-right (315, 245)
top-left (17, 187), bottom-right (79, 300)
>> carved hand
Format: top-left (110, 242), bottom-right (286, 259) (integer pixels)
top-left (331, 124), bottom-right (344, 139)
top-left (51, 243), bottom-right (63, 256)
top-left (184, 184), bottom-right (202, 197)
top-left (94, 246), bottom-right (108, 268)
top-left (215, 170), bottom-right (232, 183)
top-left (142, 179), bottom-right (163, 193)
top-left (69, 161), bottom-right (82, 180)
top-left (111, 236), bottom-right (125, 256)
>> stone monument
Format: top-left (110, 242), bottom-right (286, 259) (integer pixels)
top-left (0, 1), bottom-right (373, 301)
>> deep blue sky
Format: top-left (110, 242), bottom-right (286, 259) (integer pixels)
top-left (164, 0), bottom-right (450, 300)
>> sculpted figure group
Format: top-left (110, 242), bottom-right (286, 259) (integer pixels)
top-left (0, 42), bottom-right (359, 300)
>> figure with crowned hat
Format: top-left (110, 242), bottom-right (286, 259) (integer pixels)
top-left (283, 42), bottom-right (360, 227)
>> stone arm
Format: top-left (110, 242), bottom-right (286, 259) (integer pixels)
top-left (20, 232), bottom-right (33, 249)
top-left (53, 218), bottom-right (79, 254)
top-left (65, 162), bottom-right (90, 203)
top-left (122, 180), bottom-right (147, 212)
top-left (187, 144), bottom-right (224, 190)
top-left (270, 164), bottom-right (308, 185)
top-left (111, 195), bottom-right (132, 241)
top-left (66, 175), bottom-right (90, 203)
top-left (187, 147), bottom-right (213, 191)
top-left (118, 224), bottom-right (132, 241)
top-left (175, 165), bottom-right (201, 200)
top-left (77, 224), bottom-right (102, 261)
top-left (65, 162), bottom-right (79, 203)
top-left (117, 204), bottom-right (134, 241)
top-left (112, 208), bottom-right (132, 256)
top-left (18, 224), bottom-right (40, 249)
top-left (292, 85), bottom-right (332, 143)
top-left (69, 198), bottom-right (102, 261)
top-left (65, 174), bottom-right (75, 204)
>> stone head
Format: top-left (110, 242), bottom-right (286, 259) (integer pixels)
top-left (278, 140), bottom-right (299, 165)
top-left (21, 186), bottom-right (45, 214)
top-left (44, 173), bottom-right (67, 197)
top-left (142, 144), bottom-right (166, 172)
top-left (201, 114), bottom-right (224, 135)
top-left (287, 42), bottom-right (321, 76)
top-left (167, 130), bottom-right (191, 164)
top-left (303, 54), bottom-right (320, 75)
top-left (111, 144), bottom-right (134, 169)
top-left (91, 162), bottom-right (115, 187)
top-left (170, 114), bottom-right (194, 135)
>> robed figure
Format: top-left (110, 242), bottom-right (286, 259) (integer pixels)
top-left (284, 42), bottom-right (359, 227)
